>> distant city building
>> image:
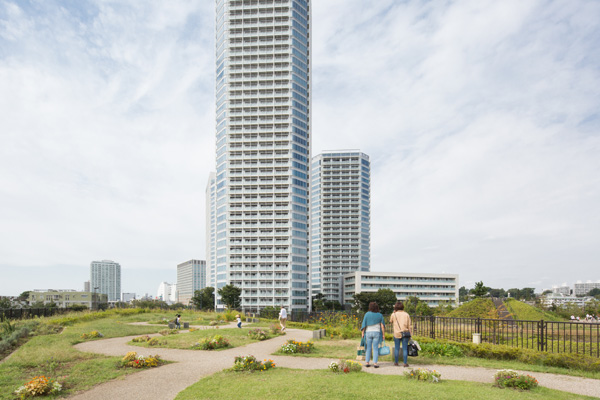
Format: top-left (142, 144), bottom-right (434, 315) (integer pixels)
top-left (177, 259), bottom-right (207, 306)
top-left (206, 172), bottom-right (217, 289)
top-left (84, 280), bottom-right (90, 292)
top-left (90, 260), bottom-right (121, 302)
top-left (573, 281), bottom-right (600, 296)
top-left (157, 282), bottom-right (177, 304)
top-left (342, 271), bottom-right (459, 307)
top-left (122, 293), bottom-right (136, 302)
top-left (542, 293), bottom-right (593, 308)
top-left (310, 151), bottom-right (371, 303)
top-left (552, 285), bottom-right (571, 296)
top-left (28, 289), bottom-right (107, 310)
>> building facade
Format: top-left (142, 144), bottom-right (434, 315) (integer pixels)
top-left (122, 292), bottom-right (136, 302)
top-left (157, 282), bottom-right (177, 304)
top-left (177, 259), bottom-right (207, 305)
top-left (310, 151), bottom-right (371, 303)
top-left (552, 285), bottom-right (571, 296)
top-left (90, 260), bottom-right (121, 302)
top-left (212, 0), bottom-right (312, 312)
top-left (206, 172), bottom-right (217, 289)
top-left (342, 271), bottom-right (459, 307)
top-left (573, 281), bottom-right (600, 297)
top-left (28, 289), bottom-right (108, 310)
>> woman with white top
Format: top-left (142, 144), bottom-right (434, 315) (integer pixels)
top-left (360, 302), bottom-right (385, 368)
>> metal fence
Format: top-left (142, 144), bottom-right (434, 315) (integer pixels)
top-left (259, 310), bottom-right (600, 357)
top-left (0, 308), bottom-right (76, 321)
top-left (411, 316), bottom-right (600, 357)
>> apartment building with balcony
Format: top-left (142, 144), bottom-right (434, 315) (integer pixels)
top-left (212, 0), bottom-right (311, 312)
top-left (342, 271), bottom-right (459, 307)
top-left (310, 151), bottom-right (370, 303)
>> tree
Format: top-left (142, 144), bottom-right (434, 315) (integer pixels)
top-left (17, 291), bottom-right (31, 303)
top-left (458, 286), bottom-right (468, 302)
top-left (352, 292), bottom-right (377, 313)
top-left (404, 296), bottom-right (420, 315)
top-left (375, 289), bottom-right (397, 314)
top-left (588, 288), bottom-right (600, 298)
top-left (489, 288), bottom-right (507, 298)
top-left (218, 284), bottom-right (241, 310)
top-left (471, 281), bottom-right (490, 298)
top-left (0, 296), bottom-right (11, 309)
top-left (312, 293), bottom-right (326, 311)
top-left (192, 287), bottom-right (215, 311)
top-left (324, 300), bottom-right (343, 311)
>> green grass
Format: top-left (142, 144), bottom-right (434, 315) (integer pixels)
top-left (277, 338), bottom-right (600, 380)
top-left (449, 298), bottom-right (499, 319)
top-left (504, 299), bottom-right (564, 321)
top-left (128, 327), bottom-right (277, 350)
top-left (0, 312), bottom-right (168, 399)
top-left (175, 368), bottom-right (596, 400)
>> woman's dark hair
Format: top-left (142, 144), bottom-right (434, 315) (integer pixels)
top-left (368, 302), bottom-right (380, 313)
top-left (394, 302), bottom-right (404, 311)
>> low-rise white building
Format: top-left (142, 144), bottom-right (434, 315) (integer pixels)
top-left (542, 293), bottom-right (593, 307)
top-left (28, 289), bottom-right (108, 310)
top-left (573, 281), bottom-right (600, 297)
top-left (342, 271), bottom-right (459, 307)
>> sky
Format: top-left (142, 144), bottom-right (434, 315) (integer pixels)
top-left (1, 0), bottom-right (599, 297)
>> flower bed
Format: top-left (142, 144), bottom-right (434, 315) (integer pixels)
top-left (230, 355), bottom-right (275, 372)
top-left (15, 375), bottom-right (62, 398)
top-left (280, 339), bottom-right (314, 354)
top-left (80, 330), bottom-right (103, 339)
top-left (191, 335), bottom-right (230, 350)
top-left (248, 328), bottom-right (269, 341)
top-left (132, 335), bottom-right (151, 343)
top-left (120, 351), bottom-right (165, 369)
top-left (494, 369), bottom-right (538, 390)
top-left (404, 368), bottom-right (441, 383)
top-left (328, 359), bottom-right (362, 373)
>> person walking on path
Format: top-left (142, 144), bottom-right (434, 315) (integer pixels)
top-left (236, 314), bottom-right (242, 328)
top-left (175, 314), bottom-right (181, 329)
top-left (390, 301), bottom-right (412, 367)
top-left (278, 305), bottom-right (287, 331)
top-left (361, 302), bottom-right (385, 368)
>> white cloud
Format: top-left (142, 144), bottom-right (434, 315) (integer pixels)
top-left (1, 0), bottom-right (599, 295)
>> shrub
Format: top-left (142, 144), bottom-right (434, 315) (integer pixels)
top-left (248, 328), bottom-right (268, 341)
top-left (80, 330), bottom-right (104, 339)
top-left (280, 339), bottom-right (314, 354)
top-left (494, 370), bottom-right (538, 390)
top-left (192, 335), bottom-right (230, 350)
top-left (404, 368), bottom-right (441, 383)
top-left (230, 355), bottom-right (275, 372)
top-left (329, 359), bottom-right (362, 373)
top-left (269, 324), bottom-right (284, 335)
top-left (132, 335), bottom-right (151, 343)
top-left (209, 321), bottom-right (219, 326)
top-left (148, 338), bottom-right (161, 346)
top-left (119, 352), bottom-right (164, 369)
top-left (159, 329), bottom-right (179, 336)
top-left (420, 342), bottom-right (464, 358)
top-left (14, 375), bottom-right (62, 398)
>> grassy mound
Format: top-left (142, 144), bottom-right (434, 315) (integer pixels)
top-left (504, 299), bottom-right (563, 321)
top-left (448, 298), bottom-right (498, 319)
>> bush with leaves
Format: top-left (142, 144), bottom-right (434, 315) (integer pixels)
top-left (328, 359), bottom-right (362, 373)
top-left (80, 330), bottom-right (104, 339)
top-left (280, 339), bottom-right (314, 354)
top-left (230, 355), bottom-right (275, 372)
top-left (119, 351), bottom-right (164, 369)
top-left (248, 328), bottom-right (268, 341)
top-left (14, 375), bottom-right (62, 398)
top-left (404, 368), bottom-right (441, 383)
top-left (192, 335), bottom-right (230, 350)
top-left (494, 370), bottom-right (538, 390)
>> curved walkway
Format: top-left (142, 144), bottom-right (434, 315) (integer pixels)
top-left (70, 324), bottom-right (600, 399)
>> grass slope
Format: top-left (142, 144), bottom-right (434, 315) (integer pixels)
top-left (175, 368), bottom-right (596, 400)
top-left (448, 298), bottom-right (499, 319)
top-left (504, 299), bottom-right (563, 321)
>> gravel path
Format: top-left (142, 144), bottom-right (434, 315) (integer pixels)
top-left (70, 324), bottom-right (600, 399)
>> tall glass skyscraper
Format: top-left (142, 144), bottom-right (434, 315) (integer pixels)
top-left (310, 152), bottom-right (371, 303)
top-left (90, 260), bottom-right (121, 303)
top-left (213, 0), bottom-right (311, 312)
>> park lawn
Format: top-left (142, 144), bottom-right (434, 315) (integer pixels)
top-left (175, 368), bottom-right (596, 400)
top-left (0, 313), bottom-right (167, 400)
top-left (272, 338), bottom-right (600, 380)
top-left (128, 327), bottom-right (279, 350)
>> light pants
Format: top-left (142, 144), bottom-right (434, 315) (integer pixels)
top-left (365, 331), bottom-right (381, 364)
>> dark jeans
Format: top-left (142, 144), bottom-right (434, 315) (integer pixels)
top-left (394, 336), bottom-right (409, 364)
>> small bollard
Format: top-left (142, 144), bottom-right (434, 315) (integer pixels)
top-left (183, 322), bottom-right (189, 329)
top-left (168, 322), bottom-right (175, 329)
top-left (473, 333), bottom-right (481, 344)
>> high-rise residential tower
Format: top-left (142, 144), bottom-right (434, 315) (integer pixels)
top-left (90, 260), bottom-right (121, 303)
top-left (177, 259), bottom-right (207, 305)
top-left (213, 0), bottom-right (311, 312)
top-left (310, 152), bottom-right (371, 303)
top-left (206, 172), bottom-right (217, 289)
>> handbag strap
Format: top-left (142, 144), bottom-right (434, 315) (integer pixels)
top-left (393, 311), bottom-right (402, 333)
